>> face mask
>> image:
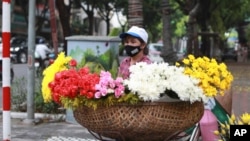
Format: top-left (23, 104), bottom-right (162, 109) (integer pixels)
top-left (125, 45), bottom-right (141, 57)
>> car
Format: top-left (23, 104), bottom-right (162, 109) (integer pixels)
top-left (148, 43), bottom-right (164, 63)
top-left (221, 48), bottom-right (237, 62)
top-left (10, 36), bottom-right (28, 63)
top-left (10, 35), bottom-right (48, 63)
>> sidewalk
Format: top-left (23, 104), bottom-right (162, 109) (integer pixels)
top-left (0, 62), bottom-right (249, 141)
top-left (0, 112), bottom-right (100, 141)
top-left (226, 62), bottom-right (250, 117)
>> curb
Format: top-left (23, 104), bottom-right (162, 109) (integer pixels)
top-left (11, 112), bottom-right (66, 120)
top-left (0, 110), bottom-right (66, 121)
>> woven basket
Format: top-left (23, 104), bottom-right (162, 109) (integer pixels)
top-left (73, 101), bottom-right (204, 141)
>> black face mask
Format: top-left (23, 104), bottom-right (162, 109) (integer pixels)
top-left (125, 45), bottom-right (141, 57)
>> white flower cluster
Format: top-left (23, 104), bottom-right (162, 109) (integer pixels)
top-left (123, 62), bottom-right (208, 103)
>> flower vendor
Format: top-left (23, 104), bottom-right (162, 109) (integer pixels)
top-left (118, 26), bottom-right (152, 79)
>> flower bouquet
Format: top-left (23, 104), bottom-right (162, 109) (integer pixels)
top-left (42, 53), bottom-right (233, 109)
top-left (41, 52), bottom-right (233, 141)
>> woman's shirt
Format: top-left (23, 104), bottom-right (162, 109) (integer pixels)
top-left (118, 55), bottom-right (151, 79)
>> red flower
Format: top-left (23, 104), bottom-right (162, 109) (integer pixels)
top-left (69, 59), bottom-right (77, 67)
top-left (49, 66), bottom-right (100, 104)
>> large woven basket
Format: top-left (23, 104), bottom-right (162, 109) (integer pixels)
top-left (73, 101), bottom-right (204, 141)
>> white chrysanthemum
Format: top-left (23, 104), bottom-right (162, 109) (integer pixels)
top-left (123, 62), bottom-right (208, 103)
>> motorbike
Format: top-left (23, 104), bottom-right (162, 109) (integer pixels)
top-left (34, 52), bottom-right (55, 76)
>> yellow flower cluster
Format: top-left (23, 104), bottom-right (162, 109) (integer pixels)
top-left (214, 113), bottom-right (250, 141)
top-left (181, 55), bottom-right (233, 97)
top-left (41, 52), bottom-right (72, 102)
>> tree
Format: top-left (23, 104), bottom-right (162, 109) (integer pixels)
top-left (75, 0), bottom-right (98, 35)
top-left (55, 0), bottom-right (72, 54)
top-left (128, 0), bottom-right (143, 27)
top-left (175, 0), bottom-right (250, 57)
top-left (96, 0), bottom-right (116, 35)
top-left (13, 0), bottom-right (51, 37)
top-left (143, 0), bottom-right (162, 42)
top-left (161, 0), bottom-right (178, 63)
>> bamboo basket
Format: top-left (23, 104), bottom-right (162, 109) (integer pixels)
top-left (73, 101), bottom-right (204, 141)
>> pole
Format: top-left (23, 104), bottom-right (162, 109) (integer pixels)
top-left (2, 0), bottom-right (11, 140)
top-left (24, 0), bottom-right (36, 124)
top-left (49, 0), bottom-right (58, 55)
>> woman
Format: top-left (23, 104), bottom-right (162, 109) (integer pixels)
top-left (118, 26), bottom-right (152, 79)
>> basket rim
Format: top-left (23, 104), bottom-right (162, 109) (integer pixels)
top-left (77, 101), bottom-right (202, 108)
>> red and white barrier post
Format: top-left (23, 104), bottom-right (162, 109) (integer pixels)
top-left (2, 0), bottom-right (12, 140)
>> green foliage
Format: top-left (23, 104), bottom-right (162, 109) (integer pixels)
top-left (208, 0), bottom-right (250, 37)
top-left (143, 0), bottom-right (163, 42)
top-left (73, 46), bottom-right (119, 77)
top-left (34, 77), bottom-right (64, 114)
top-left (11, 77), bottom-right (64, 114)
top-left (35, 91), bottom-right (63, 114)
top-left (210, 10), bottom-right (227, 38)
top-left (109, 27), bottom-right (121, 36)
top-left (60, 93), bottom-right (141, 111)
top-left (11, 77), bottom-right (27, 112)
top-left (118, 43), bottom-right (125, 56)
top-left (84, 62), bottom-right (105, 74)
top-left (246, 24), bottom-right (250, 43)
top-left (175, 16), bottom-right (188, 37)
top-left (71, 20), bottom-right (87, 35)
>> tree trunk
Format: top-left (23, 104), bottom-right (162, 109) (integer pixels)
top-left (128, 0), bottom-right (143, 27)
top-left (161, 0), bottom-right (177, 63)
top-left (106, 17), bottom-right (110, 35)
top-left (86, 11), bottom-right (94, 35)
top-left (55, 0), bottom-right (71, 54)
top-left (186, 2), bottom-right (200, 57)
top-left (197, 0), bottom-right (211, 57)
top-left (49, 0), bottom-right (58, 55)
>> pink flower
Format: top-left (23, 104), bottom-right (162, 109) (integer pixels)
top-left (95, 71), bottom-right (125, 99)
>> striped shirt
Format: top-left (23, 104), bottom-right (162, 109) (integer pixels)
top-left (118, 56), bottom-right (151, 79)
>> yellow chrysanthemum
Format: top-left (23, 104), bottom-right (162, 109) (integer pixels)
top-left (180, 54), bottom-right (233, 97)
top-left (214, 130), bottom-right (220, 135)
top-left (240, 113), bottom-right (250, 124)
top-left (182, 58), bottom-right (190, 65)
top-left (41, 52), bottom-right (72, 103)
top-left (237, 120), bottom-right (244, 125)
top-left (226, 124), bottom-right (230, 130)
top-left (220, 123), bottom-right (226, 129)
top-left (175, 62), bottom-right (180, 66)
top-left (228, 114), bottom-right (236, 125)
top-left (214, 113), bottom-right (250, 140)
top-left (221, 129), bottom-right (226, 135)
top-left (231, 114), bottom-right (236, 121)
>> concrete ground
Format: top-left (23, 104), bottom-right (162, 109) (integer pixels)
top-left (226, 62), bottom-right (250, 117)
top-left (0, 113), bottom-right (100, 141)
